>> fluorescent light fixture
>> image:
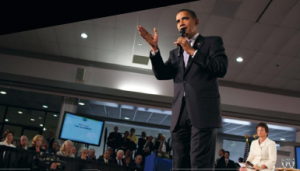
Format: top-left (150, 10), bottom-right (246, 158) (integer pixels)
top-left (119, 84), bottom-right (158, 95)
top-left (43, 127), bottom-right (47, 131)
top-left (121, 105), bottom-right (134, 110)
top-left (102, 102), bottom-right (119, 108)
top-left (124, 117), bottom-right (130, 120)
top-left (0, 91), bottom-right (7, 94)
top-left (31, 118), bottom-right (35, 121)
top-left (5, 119), bottom-right (8, 122)
top-left (147, 108), bottom-right (172, 115)
top-left (39, 117), bottom-right (42, 119)
top-left (236, 57), bottom-right (243, 62)
top-left (81, 33), bottom-right (88, 39)
top-left (40, 124), bottom-right (43, 127)
top-left (268, 124), bottom-right (294, 131)
top-left (137, 107), bottom-right (146, 111)
top-left (280, 138), bottom-right (285, 141)
top-left (42, 105), bottom-right (48, 108)
top-left (223, 118), bottom-right (251, 125)
top-left (162, 110), bottom-right (172, 115)
top-left (78, 102), bottom-right (85, 106)
top-left (18, 111), bottom-right (23, 114)
top-left (53, 114), bottom-right (57, 117)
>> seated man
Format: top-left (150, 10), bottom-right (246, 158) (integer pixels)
top-left (216, 151), bottom-right (236, 171)
top-left (98, 150), bottom-right (111, 163)
top-left (111, 150), bottom-right (125, 166)
top-left (133, 155), bottom-right (143, 169)
top-left (154, 135), bottom-right (170, 159)
top-left (17, 135), bottom-right (28, 150)
top-left (87, 148), bottom-right (96, 160)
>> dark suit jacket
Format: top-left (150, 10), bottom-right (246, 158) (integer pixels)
top-left (97, 156), bottom-right (112, 163)
top-left (150, 35), bottom-right (228, 131)
top-left (28, 146), bottom-right (46, 152)
top-left (107, 132), bottom-right (122, 148)
top-left (154, 140), bottom-right (170, 153)
top-left (111, 157), bottom-right (126, 165)
top-left (16, 145), bottom-right (28, 150)
top-left (216, 157), bottom-right (236, 170)
top-left (46, 137), bottom-right (55, 150)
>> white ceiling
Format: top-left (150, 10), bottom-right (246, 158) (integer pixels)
top-left (0, 0), bottom-right (300, 92)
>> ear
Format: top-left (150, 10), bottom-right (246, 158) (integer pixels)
top-left (195, 19), bottom-right (200, 25)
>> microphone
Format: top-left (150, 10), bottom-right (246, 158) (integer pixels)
top-left (177, 27), bottom-right (186, 57)
top-left (246, 161), bottom-right (259, 171)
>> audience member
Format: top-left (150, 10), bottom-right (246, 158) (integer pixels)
top-left (107, 126), bottom-right (122, 153)
top-left (137, 131), bottom-right (147, 155)
top-left (108, 147), bottom-right (116, 159)
top-left (112, 150), bottom-right (125, 165)
top-left (28, 135), bottom-right (46, 152)
top-left (98, 149), bottom-right (111, 163)
top-left (216, 149), bottom-right (225, 166)
top-left (236, 157), bottom-right (243, 168)
top-left (71, 146), bottom-right (77, 157)
top-left (125, 156), bottom-right (133, 167)
top-left (47, 141), bottom-right (59, 154)
top-left (57, 140), bottom-right (75, 157)
top-left (154, 135), bottom-right (170, 159)
top-left (41, 140), bottom-right (49, 152)
top-left (0, 129), bottom-right (15, 148)
top-left (216, 151), bottom-right (236, 171)
top-left (119, 131), bottom-right (131, 157)
top-left (133, 155), bottom-right (143, 169)
top-left (138, 135), bottom-right (153, 161)
top-left (153, 133), bottom-right (162, 146)
top-left (79, 147), bottom-right (89, 160)
top-left (46, 130), bottom-right (55, 151)
top-left (17, 135), bottom-right (28, 150)
top-left (87, 148), bottom-right (96, 160)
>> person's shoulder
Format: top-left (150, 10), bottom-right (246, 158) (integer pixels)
top-left (266, 138), bottom-right (276, 145)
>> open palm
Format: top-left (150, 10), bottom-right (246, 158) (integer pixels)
top-left (137, 26), bottom-right (158, 50)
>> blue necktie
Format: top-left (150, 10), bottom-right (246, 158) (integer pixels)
top-left (183, 39), bottom-right (192, 67)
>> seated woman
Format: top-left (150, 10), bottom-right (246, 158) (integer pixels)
top-left (0, 129), bottom-right (15, 148)
top-left (240, 122), bottom-right (277, 171)
top-left (56, 140), bottom-right (75, 157)
top-left (28, 135), bottom-right (46, 152)
top-left (79, 147), bottom-right (89, 160)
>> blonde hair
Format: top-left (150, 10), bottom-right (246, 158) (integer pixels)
top-left (59, 140), bottom-right (73, 156)
top-left (31, 135), bottom-right (44, 147)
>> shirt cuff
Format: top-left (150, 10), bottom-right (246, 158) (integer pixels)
top-left (191, 50), bottom-right (197, 58)
top-left (151, 49), bottom-right (159, 56)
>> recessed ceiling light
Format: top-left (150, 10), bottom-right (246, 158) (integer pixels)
top-left (0, 91), bottom-right (7, 95)
top-left (30, 118), bottom-right (35, 121)
top-left (280, 138), bottom-right (285, 141)
top-left (138, 43), bottom-right (142, 46)
top-left (40, 124), bottom-right (43, 127)
top-left (124, 117), bottom-right (130, 120)
top-left (5, 119), bottom-right (8, 122)
top-left (42, 105), bottom-right (48, 108)
top-left (78, 102), bottom-right (85, 106)
top-left (236, 57), bottom-right (243, 62)
top-left (39, 117), bottom-right (42, 119)
top-left (18, 111), bottom-right (23, 114)
top-left (53, 114), bottom-right (57, 117)
top-left (81, 33), bottom-right (88, 39)
top-left (43, 127), bottom-right (47, 131)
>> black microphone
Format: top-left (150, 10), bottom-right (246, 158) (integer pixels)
top-left (246, 161), bottom-right (253, 167)
top-left (177, 27), bottom-right (186, 57)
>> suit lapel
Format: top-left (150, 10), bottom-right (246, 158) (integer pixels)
top-left (184, 35), bottom-right (205, 77)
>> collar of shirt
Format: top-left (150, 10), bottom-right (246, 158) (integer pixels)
top-left (186, 32), bottom-right (199, 47)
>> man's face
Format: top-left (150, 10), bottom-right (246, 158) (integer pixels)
top-left (20, 136), bottom-right (28, 146)
top-left (136, 156), bottom-right (142, 164)
top-left (104, 151), bottom-right (110, 159)
top-left (71, 147), bottom-right (77, 154)
top-left (219, 150), bottom-right (224, 156)
top-left (176, 11), bottom-right (199, 38)
top-left (117, 152), bottom-right (124, 160)
top-left (114, 126), bottom-right (118, 132)
top-left (142, 132), bottom-right (146, 137)
top-left (53, 142), bottom-right (58, 149)
top-left (49, 131), bottom-right (54, 138)
top-left (224, 153), bottom-right (229, 159)
top-left (89, 150), bottom-right (95, 157)
top-left (148, 136), bottom-right (153, 142)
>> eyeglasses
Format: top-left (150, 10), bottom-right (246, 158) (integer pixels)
top-left (257, 129), bottom-right (265, 132)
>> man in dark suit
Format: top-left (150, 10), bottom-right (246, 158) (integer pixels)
top-left (154, 135), bottom-right (170, 159)
top-left (137, 8), bottom-right (228, 170)
top-left (216, 151), bottom-right (236, 171)
top-left (97, 150), bottom-right (112, 163)
top-left (107, 126), bottom-right (122, 153)
top-left (111, 150), bottom-right (125, 166)
top-left (46, 130), bottom-right (55, 151)
top-left (16, 135), bottom-right (28, 150)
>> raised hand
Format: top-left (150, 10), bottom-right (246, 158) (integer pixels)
top-left (137, 26), bottom-right (158, 51)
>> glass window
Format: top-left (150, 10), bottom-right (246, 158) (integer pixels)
top-left (5, 107), bottom-right (46, 128)
top-left (2, 124), bottom-right (23, 139)
top-left (0, 105), bottom-right (6, 123)
top-left (223, 139), bottom-right (246, 163)
top-left (43, 112), bottom-right (60, 138)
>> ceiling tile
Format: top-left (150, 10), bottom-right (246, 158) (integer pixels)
top-left (196, 12), bottom-right (211, 35)
top-left (158, 7), bottom-right (180, 37)
top-left (221, 68), bottom-right (241, 81)
top-left (137, 7), bottom-right (165, 33)
top-left (94, 26), bottom-right (114, 51)
top-left (234, 71), bottom-right (258, 84)
top-left (229, 48), bottom-right (256, 70)
top-left (40, 41), bottom-right (60, 56)
top-left (95, 49), bottom-right (116, 64)
top-left (258, 0), bottom-right (298, 25)
top-left (115, 12), bottom-right (138, 31)
top-left (36, 27), bottom-right (57, 42)
top-left (222, 19), bottom-right (255, 47)
top-left (278, 30), bottom-right (300, 57)
top-left (250, 74), bottom-right (275, 86)
top-left (19, 30), bottom-right (39, 41)
top-left (155, 34), bottom-right (178, 62)
top-left (76, 19), bottom-right (94, 25)
top-left (211, 0), bottom-right (242, 18)
top-left (73, 23), bottom-right (95, 48)
top-left (1, 33), bottom-right (24, 51)
top-left (224, 45), bottom-right (238, 59)
top-left (76, 46), bottom-right (96, 61)
top-left (58, 43), bottom-right (77, 58)
top-left (202, 15), bottom-right (233, 37)
top-left (54, 24), bottom-right (76, 44)
top-left (22, 40), bottom-right (42, 53)
top-left (278, 58), bottom-right (300, 79)
top-left (235, 0), bottom-right (270, 21)
top-left (243, 52), bottom-right (276, 74)
top-left (189, 0), bottom-right (217, 14)
top-left (114, 28), bottom-right (135, 54)
top-left (168, 2), bottom-right (190, 9)
top-left (283, 79), bottom-right (300, 92)
top-left (94, 16), bottom-right (116, 27)
top-left (280, 0), bottom-right (300, 29)
top-left (114, 50), bottom-right (135, 68)
top-left (133, 31), bottom-right (153, 57)
top-left (260, 55), bottom-right (294, 76)
top-left (259, 27), bottom-right (298, 54)
top-left (240, 23), bottom-right (276, 51)
top-left (0, 37), bottom-right (6, 47)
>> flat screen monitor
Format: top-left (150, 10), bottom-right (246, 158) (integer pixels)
top-left (59, 112), bottom-right (104, 146)
top-left (296, 146), bottom-right (300, 169)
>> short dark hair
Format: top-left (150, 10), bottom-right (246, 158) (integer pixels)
top-left (4, 129), bottom-right (14, 138)
top-left (220, 149), bottom-right (225, 153)
top-left (130, 128), bottom-right (135, 132)
top-left (225, 151), bottom-right (230, 156)
top-left (177, 9), bottom-right (197, 19)
top-left (238, 158), bottom-right (243, 162)
top-left (256, 122), bottom-right (269, 133)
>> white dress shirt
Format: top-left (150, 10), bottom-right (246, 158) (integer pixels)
top-left (0, 140), bottom-right (16, 158)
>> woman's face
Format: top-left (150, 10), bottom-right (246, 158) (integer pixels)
top-left (66, 142), bottom-right (72, 151)
top-left (81, 150), bottom-right (88, 159)
top-left (35, 138), bottom-right (43, 147)
top-left (6, 133), bottom-right (13, 142)
top-left (257, 126), bottom-right (268, 138)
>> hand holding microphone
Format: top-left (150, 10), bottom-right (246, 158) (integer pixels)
top-left (177, 27), bottom-right (186, 57)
